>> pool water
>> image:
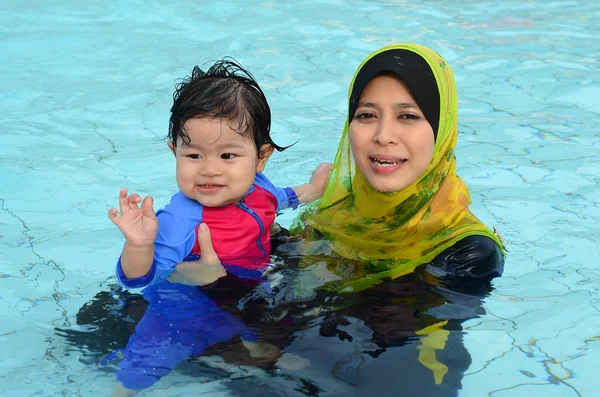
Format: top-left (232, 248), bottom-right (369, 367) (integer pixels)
top-left (1, 0), bottom-right (599, 396)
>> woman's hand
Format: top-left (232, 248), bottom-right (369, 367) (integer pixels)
top-left (108, 188), bottom-right (157, 247)
top-left (168, 223), bottom-right (227, 286)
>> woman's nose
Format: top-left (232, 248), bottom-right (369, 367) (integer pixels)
top-left (373, 117), bottom-right (399, 146)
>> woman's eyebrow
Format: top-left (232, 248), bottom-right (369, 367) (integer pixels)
top-left (394, 102), bottom-right (420, 109)
top-left (356, 101), bottom-right (419, 109)
top-left (356, 101), bottom-right (378, 109)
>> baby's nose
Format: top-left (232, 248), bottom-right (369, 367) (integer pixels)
top-left (200, 159), bottom-right (221, 176)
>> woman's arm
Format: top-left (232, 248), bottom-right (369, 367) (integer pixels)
top-left (426, 235), bottom-right (504, 289)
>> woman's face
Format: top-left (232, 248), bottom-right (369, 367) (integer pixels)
top-left (349, 73), bottom-right (435, 193)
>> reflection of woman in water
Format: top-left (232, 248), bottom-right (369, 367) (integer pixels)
top-left (59, 43), bottom-right (505, 396)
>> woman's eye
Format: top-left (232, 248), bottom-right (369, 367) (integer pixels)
top-left (399, 113), bottom-right (421, 120)
top-left (355, 112), bottom-right (375, 120)
top-left (221, 153), bottom-right (236, 160)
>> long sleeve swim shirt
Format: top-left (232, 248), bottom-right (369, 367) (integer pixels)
top-left (116, 173), bottom-right (298, 289)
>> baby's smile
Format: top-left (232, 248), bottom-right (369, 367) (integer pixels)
top-left (195, 184), bottom-right (225, 193)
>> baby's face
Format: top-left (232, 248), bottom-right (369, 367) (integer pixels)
top-left (169, 117), bottom-right (269, 207)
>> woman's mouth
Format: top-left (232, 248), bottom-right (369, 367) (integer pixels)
top-left (195, 184), bottom-right (225, 192)
top-left (369, 156), bottom-right (407, 174)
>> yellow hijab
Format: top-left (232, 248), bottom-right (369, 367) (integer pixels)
top-left (295, 43), bottom-right (504, 292)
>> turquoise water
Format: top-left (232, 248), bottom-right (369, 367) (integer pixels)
top-left (1, 1), bottom-right (599, 396)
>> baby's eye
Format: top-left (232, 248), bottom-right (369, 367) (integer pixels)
top-left (221, 153), bottom-right (237, 160)
top-left (186, 154), bottom-right (201, 159)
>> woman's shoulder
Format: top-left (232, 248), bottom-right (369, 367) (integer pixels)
top-left (426, 235), bottom-right (505, 287)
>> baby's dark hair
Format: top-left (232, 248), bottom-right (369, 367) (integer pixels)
top-left (168, 59), bottom-right (288, 155)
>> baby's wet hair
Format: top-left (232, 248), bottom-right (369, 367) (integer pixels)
top-left (169, 58), bottom-right (288, 155)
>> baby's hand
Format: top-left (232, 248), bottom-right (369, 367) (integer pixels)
top-left (108, 188), bottom-right (157, 247)
top-left (168, 223), bottom-right (227, 286)
top-left (293, 162), bottom-right (334, 204)
top-left (309, 162), bottom-right (333, 193)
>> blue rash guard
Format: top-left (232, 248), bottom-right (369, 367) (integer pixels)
top-left (116, 173), bottom-right (299, 289)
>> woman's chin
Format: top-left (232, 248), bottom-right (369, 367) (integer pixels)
top-left (363, 173), bottom-right (411, 194)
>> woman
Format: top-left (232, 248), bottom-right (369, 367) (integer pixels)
top-left (236, 43), bottom-right (508, 396)
top-left (286, 43), bottom-right (505, 293)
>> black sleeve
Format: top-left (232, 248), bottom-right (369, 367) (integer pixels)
top-left (425, 235), bottom-right (504, 288)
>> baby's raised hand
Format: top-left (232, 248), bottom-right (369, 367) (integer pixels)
top-left (108, 188), bottom-right (158, 247)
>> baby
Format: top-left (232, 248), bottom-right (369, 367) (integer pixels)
top-left (108, 59), bottom-right (331, 289)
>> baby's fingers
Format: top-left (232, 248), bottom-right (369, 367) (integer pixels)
top-left (127, 193), bottom-right (143, 209)
top-left (311, 162), bottom-right (334, 186)
top-left (141, 196), bottom-right (156, 219)
top-left (108, 208), bottom-right (121, 225)
top-left (118, 188), bottom-right (129, 214)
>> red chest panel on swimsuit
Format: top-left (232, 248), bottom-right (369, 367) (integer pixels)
top-left (190, 185), bottom-right (276, 269)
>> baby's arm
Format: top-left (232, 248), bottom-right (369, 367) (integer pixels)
top-left (108, 188), bottom-right (157, 279)
top-left (255, 163), bottom-right (333, 212)
top-left (290, 162), bottom-right (333, 204)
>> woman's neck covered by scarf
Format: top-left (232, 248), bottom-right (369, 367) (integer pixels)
top-left (296, 43), bottom-right (503, 292)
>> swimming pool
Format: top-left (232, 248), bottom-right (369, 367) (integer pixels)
top-left (1, 0), bottom-right (598, 396)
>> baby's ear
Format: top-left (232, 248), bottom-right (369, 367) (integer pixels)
top-left (256, 144), bottom-right (275, 173)
top-left (168, 141), bottom-right (177, 156)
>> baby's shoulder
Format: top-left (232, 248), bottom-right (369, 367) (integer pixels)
top-left (252, 173), bottom-right (276, 193)
top-left (154, 193), bottom-right (204, 244)
top-left (162, 192), bottom-right (203, 213)
top-left (157, 192), bottom-right (205, 225)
